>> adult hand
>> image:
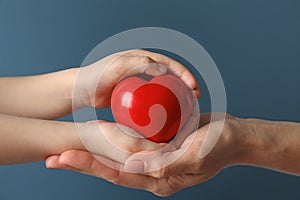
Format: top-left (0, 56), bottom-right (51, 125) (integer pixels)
top-left (46, 113), bottom-right (244, 196)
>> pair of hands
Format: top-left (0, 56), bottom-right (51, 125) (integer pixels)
top-left (47, 114), bottom-right (242, 196)
top-left (46, 49), bottom-right (242, 196)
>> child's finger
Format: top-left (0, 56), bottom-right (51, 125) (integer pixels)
top-left (122, 50), bottom-right (201, 97)
top-left (45, 155), bottom-right (71, 169)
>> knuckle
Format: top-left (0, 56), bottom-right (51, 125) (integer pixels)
top-left (153, 187), bottom-right (175, 197)
top-left (140, 56), bottom-right (152, 64)
top-left (109, 171), bottom-right (121, 185)
top-left (126, 140), bottom-right (139, 153)
top-left (150, 180), bottom-right (177, 197)
top-left (123, 137), bottom-right (143, 152)
top-left (151, 166), bottom-right (169, 179)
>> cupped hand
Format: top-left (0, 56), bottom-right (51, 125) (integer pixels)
top-left (46, 120), bottom-right (164, 171)
top-left (73, 49), bottom-right (200, 109)
top-left (46, 113), bottom-right (245, 196)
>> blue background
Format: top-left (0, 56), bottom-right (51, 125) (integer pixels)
top-left (0, 0), bottom-right (300, 199)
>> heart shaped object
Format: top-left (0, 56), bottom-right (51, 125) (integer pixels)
top-left (111, 74), bottom-right (194, 143)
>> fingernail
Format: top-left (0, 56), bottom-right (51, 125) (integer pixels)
top-left (125, 160), bottom-right (145, 173)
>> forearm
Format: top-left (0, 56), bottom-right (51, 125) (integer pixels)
top-left (0, 113), bottom-right (84, 165)
top-left (0, 68), bottom-right (78, 119)
top-left (235, 118), bottom-right (300, 175)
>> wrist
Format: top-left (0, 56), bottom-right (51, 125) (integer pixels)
top-left (67, 67), bottom-right (97, 109)
top-left (61, 67), bottom-right (79, 106)
top-left (219, 117), bottom-right (253, 167)
top-left (232, 118), bottom-right (284, 168)
top-left (36, 120), bottom-right (85, 161)
top-left (50, 121), bottom-right (84, 154)
top-left (231, 118), bottom-right (262, 165)
top-left (0, 114), bottom-right (84, 165)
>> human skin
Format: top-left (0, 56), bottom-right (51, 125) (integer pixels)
top-left (46, 113), bottom-right (300, 197)
top-left (0, 49), bottom-right (199, 165)
top-left (0, 49), bottom-right (199, 119)
top-left (2, 49), bottom-right (300, 196)
top-left (0, 114), bottom-right (166, 165)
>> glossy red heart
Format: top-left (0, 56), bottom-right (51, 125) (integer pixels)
top-left (111, 74), bottom-right (194, 143)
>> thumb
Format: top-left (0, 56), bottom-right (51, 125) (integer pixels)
top-left (124, 130), bottom-right (199, 177)
top-left (124, 147), bottom-right (185, 178)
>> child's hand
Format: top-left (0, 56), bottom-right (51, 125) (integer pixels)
top-left (0, 113), bottom-right (163, 165)
top-left (73, 49), bottom-right (200, 109)
top-left (0, 49), bottom-right (199, 119)
top-left (46, 120), bottom-right (165, 170)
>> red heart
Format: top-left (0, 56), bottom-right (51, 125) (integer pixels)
top-left (111, 74), bottom-right (194, 143)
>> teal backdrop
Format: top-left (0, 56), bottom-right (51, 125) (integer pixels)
top-left (0, 0), bottom-right (300, 199)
